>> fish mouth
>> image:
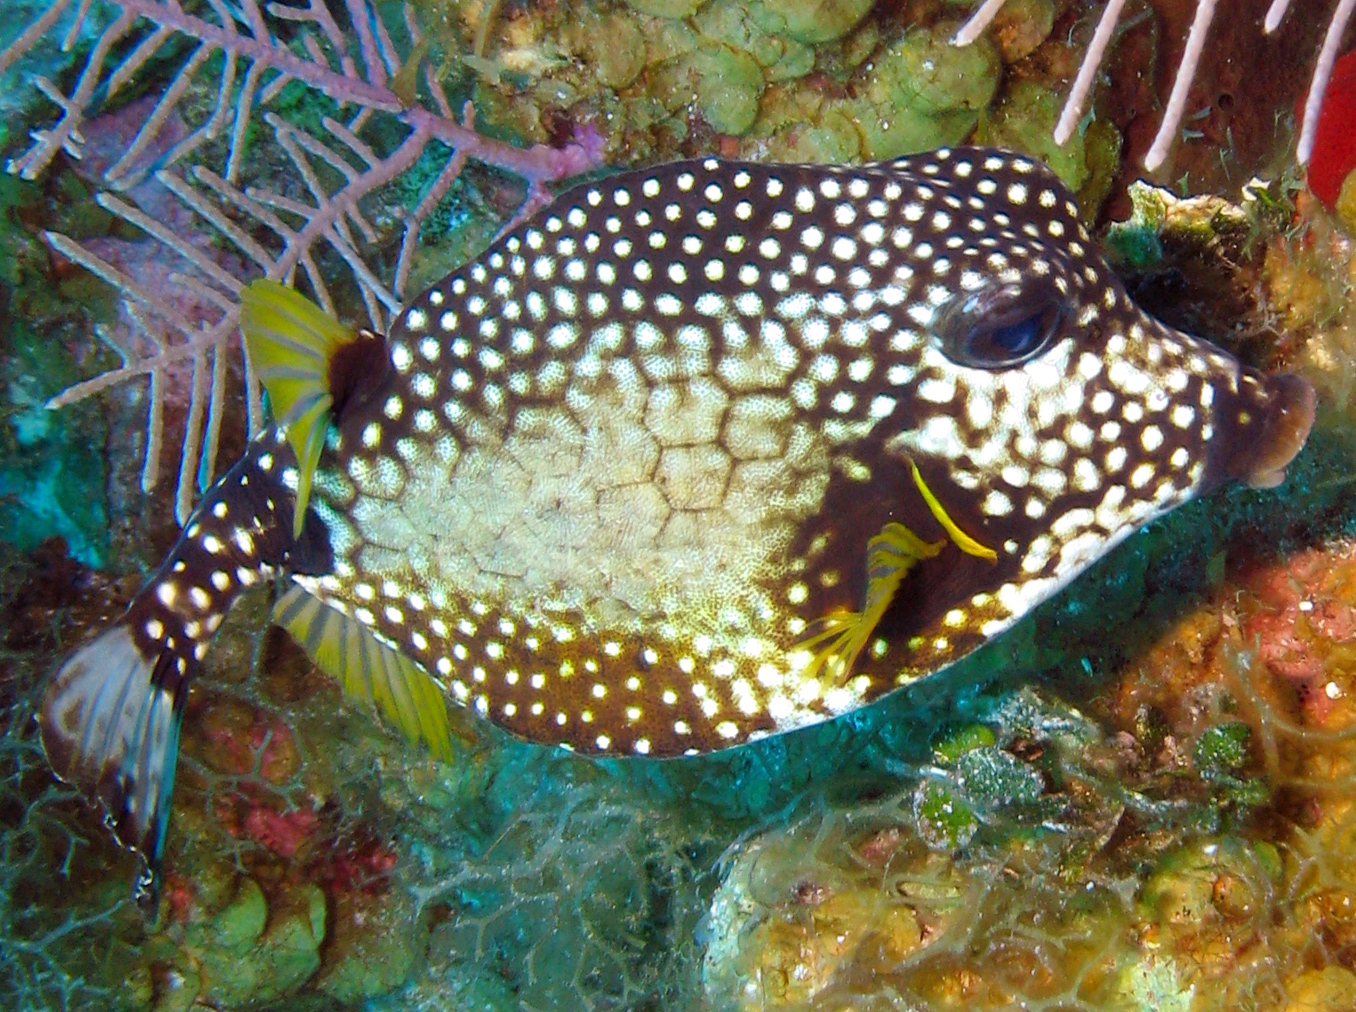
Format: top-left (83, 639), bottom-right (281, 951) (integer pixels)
top-left (1239, 371), bottom-right (1317, 489)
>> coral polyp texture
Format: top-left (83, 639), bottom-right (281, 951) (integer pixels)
top-left (1, 0), bottom-right (1356, 1010)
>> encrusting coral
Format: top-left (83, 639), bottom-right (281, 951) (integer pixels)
top-left (1, 1), bottom-right (1356, 1010)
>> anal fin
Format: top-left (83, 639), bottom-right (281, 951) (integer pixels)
top-left (272, 586), bottom-right (457, 761)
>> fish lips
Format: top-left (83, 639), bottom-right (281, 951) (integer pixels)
top-left (1215, 370), bottom-right (1317, 490)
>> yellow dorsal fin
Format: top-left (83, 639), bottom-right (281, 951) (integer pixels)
top-left (272, 586), bottom-right (461, 762)
top-left (795, 522), bottom-right (945, 685)
top-left (240, 280), bottom-right (357, 539)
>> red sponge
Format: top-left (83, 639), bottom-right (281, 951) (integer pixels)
top-left (1306, 48), bottom-right (1356, 208)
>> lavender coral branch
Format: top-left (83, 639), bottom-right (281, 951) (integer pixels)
top-left (3, 0), bottom-right (602, 523)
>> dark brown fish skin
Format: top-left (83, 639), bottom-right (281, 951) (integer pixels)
top-left (294, 148), bottom-right (1314, 758)
top-left (38, 149), bottom-right (1316, 896)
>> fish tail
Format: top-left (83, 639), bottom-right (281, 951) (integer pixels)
top-left (45, 280), bottom-right (374, 908)
top-left (41, 623), bottom-right (185, 912)
top-left (40, 434), bottom-right (318, 912)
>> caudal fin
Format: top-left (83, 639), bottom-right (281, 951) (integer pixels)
top-left (41, 282), bottom-right (374, 908)
top-left (40, 622), bottom-right (189, 912)
top-left (39, 427), bottom-right (307, 912)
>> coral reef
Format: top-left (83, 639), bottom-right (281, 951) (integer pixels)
top-left (1, 1), bottom-right (1355, 1011)
top-left (953, 0), bottom-right (1355, 171)
top-left (697, 508), bottom-right (1356, 1011)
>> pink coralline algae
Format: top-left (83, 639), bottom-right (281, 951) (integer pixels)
top-left (200, 710), bottom-right (301, 782)
top-left (313, 833), bottom-right (400, 896)
top-left (240, 807), bottom-right (322, 861)
top-left (1239, 542), bottom-right (1356, 728)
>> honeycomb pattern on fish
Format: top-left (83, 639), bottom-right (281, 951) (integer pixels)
top-left (41, 146), bottom-right (1318, 899)
top-left (266, 148), bottom-right (1299, 758)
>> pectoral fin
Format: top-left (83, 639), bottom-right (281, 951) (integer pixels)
top-left (796, 522), bottom-right (946, 685)
top-left (795, 463), bottom-right (998, 684)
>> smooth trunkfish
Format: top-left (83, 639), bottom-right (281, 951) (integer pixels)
top-left (40, 147), bottom-right (1317, 908)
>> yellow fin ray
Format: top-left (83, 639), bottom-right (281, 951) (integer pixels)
top-left (272, 586), bottom-right (456, 762)
top-left (794, 465), bottom-right (997, 684)
top-left (908, 459), bottom-right (998, 562)
top-left (240, 280), bottom-right (357, 539)
top-left (796, 523), bottom-right (945, 685)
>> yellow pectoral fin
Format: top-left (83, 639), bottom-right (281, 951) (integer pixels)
top-left (241, 280), bottom-right (359, 539)
top-left (795, 464), bottom-right (994, 684)
top-left (864, 521), bottom-right (946, 605)
top-left (797, 522), bottom-right (944, 685)
top-left (907, 459), bottom-right (998, 562)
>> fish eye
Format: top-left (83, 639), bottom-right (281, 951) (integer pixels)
top-left (990, 314), bottom-right (1045, 356)
top-left (932, 281), bottom-right (1064, 370)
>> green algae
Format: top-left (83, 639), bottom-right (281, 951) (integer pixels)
top-left (745, 0), bottom-right (874, 45)
top-left (687, 45), bottom-right (765, 136)
top-left (954, 746), bottom-right (1044, 807)
top-left (315, 891), bottom-right (421, 1003)
top-left (980, 75), bottom-right (1126, 219)
top-left (849, 101), bottom-right (982, 162)
top-left (693, 0), bottom-right (814, 83)
top-left (760, 104), bottom-right (863, 163)
top-left (931, 722), bottom-right (996, 763)
top-left (912, 780), bottom-right (979, 849)
top-left (847, 23), bottom-right (1001, 160)
top-left (984, 78), bottom-right (1092, 191)
top-left (863, 24), bottom-right (1001, 117)
top-left (1193, 722), bottom-right (1252, 779)
top-left (139, 841), bottom-right (327, 1008)
top-left (409, 0), bottom-right (1020, 166)
top-left (580, 11), bottom-right (647, 89)
top-left (624, 0), bottom-right (707, 18)
top-left (208, 877), bottom-right (267, 949)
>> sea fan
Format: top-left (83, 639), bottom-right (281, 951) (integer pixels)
top-left (954, 0), bottom-right (1355, 170)
top-left (0, 0), bottom-right (601, 522)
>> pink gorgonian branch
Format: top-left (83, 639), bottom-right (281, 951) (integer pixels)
top-left (2, 0), bottom-right (604, 523)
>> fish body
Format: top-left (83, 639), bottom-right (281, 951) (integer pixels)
top-left (41, 148), bottom-right (1315, 903)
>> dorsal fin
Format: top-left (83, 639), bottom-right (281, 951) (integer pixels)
top-left (272, 586), bottom-right (458, 761)
top-left (240, 280), bottom-right (364, 539)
